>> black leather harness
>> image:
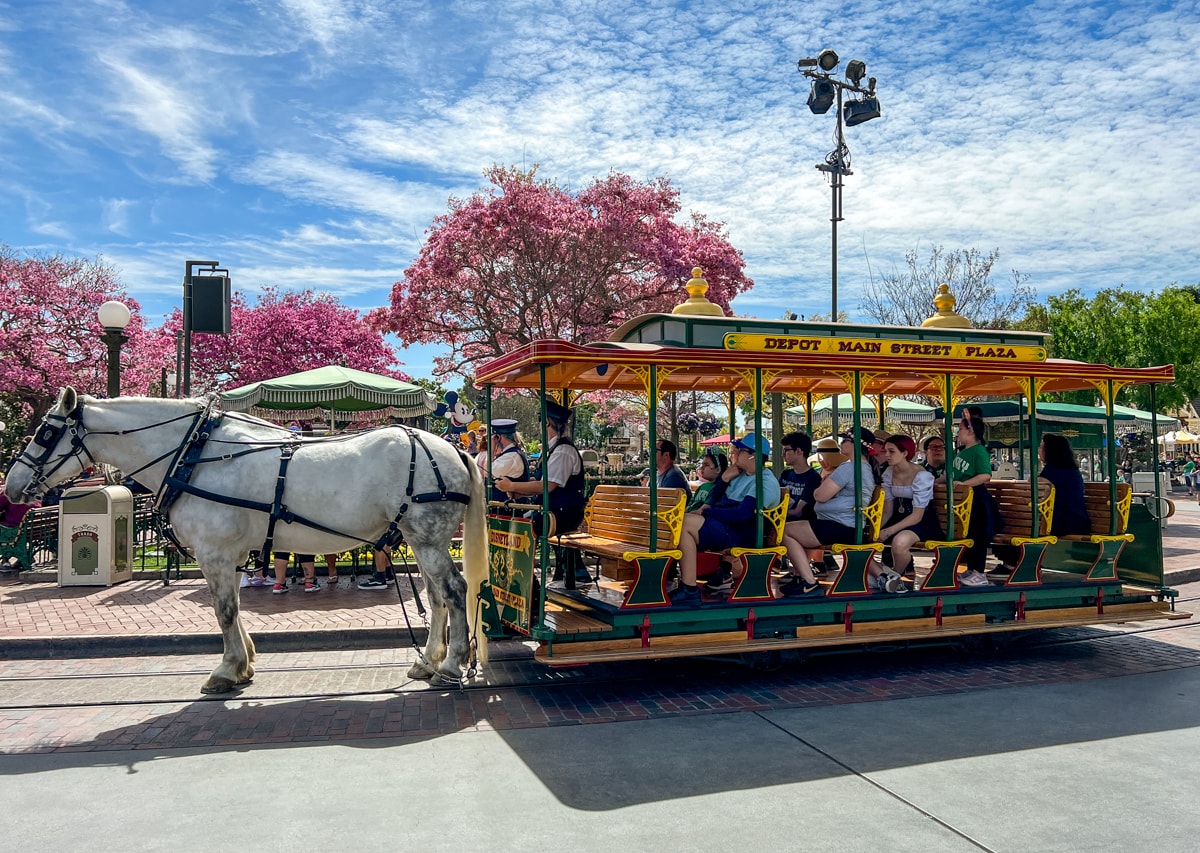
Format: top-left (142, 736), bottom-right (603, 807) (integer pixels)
top-left (155, 417), bottom-right (472, 569)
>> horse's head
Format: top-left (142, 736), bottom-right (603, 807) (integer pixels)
top-left (4, 387), bottom-right (88, 503)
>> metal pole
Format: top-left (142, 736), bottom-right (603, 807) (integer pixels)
top-left (182, 259), bottom-right (219, 397)
top-left (101, 329), bottom-right (128, 398)
top-left (174, 330), bottom-right (183, 397)
top-left (832, 85), bottom-right (843, 323)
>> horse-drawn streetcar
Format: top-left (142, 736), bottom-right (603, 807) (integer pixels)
top-left (474, 272), bottom-right (1188, 665)
top-left (3, 272), bottom-right (1187, 690)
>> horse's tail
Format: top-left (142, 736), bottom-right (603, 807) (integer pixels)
top-left (461, 452), bottom-right (490, 664)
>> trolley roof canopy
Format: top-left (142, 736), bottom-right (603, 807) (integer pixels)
top-left (475, 312), bottom-right (1174, 398)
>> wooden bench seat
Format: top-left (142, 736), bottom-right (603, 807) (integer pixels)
top-left (1057, 482), bottom-right (1132, 540)
top-left (559, 485), bottom-right (686, 576)
top-left (982, 479), bottom-right (1057, 587)
top-left (558, 485), bottom-right (686, 607)
top-left (930, 482), bottom-right (972, 541)
top-left (1053, 482), bottom-right (1133, 582)
top-left (986, 479), bottom-right (1054, 545)
top-left (912, 482), bottom-right (975, 591)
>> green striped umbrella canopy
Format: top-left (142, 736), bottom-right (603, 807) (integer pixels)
top-left (786, 394), bottom-right (935, 424)
top-left (220, 365), bottom-right (436, 420)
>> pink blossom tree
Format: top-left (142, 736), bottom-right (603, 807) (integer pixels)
top-left (159, 286), bottom-right (406, 393)
top-left (370, 166), bottom-right (754, 377)
top-left (0, 246), bottom-right (174, 421)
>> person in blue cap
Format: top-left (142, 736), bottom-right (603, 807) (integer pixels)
top-left (496, 398), bottom-right (590, 585)
top-left (670, 432), bottom-right (780, 606)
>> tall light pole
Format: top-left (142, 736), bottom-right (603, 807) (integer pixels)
top-left (797, 50), bottom-right (882, 322)
top-left (799, 50), bottom-right (881, 436)
top-left (97, 300), bottom-right (131, 398)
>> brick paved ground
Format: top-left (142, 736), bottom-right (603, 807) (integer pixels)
top-left (1, 582), bottom-right (1197, 754)
top-left (0, 502), bottom-right (1195, 756)
top-left (3, 502), bottom-right (1196, 648)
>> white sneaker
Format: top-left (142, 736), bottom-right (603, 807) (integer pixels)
top-left (882, 571), bottom-right (908, 594)
top-left (239, 573), bottom-right (250, 588)
top-left (958, 570), bottom-right (991, 587)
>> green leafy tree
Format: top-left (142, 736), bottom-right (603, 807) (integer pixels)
top-left (1037, 286), bottom-right (1200, 410)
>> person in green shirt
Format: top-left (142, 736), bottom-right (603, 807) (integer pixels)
top-left (953, 413), bottom-right (994, 587)
top-left (687, 449), bottom-right (728, 512)
top-left (1183, 458), bottom-right (1196, 495)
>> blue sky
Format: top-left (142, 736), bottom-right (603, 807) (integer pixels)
top-left (3, 0), bottom-right (1199, 380)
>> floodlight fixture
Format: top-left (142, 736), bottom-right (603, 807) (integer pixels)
top-left (797, 56), bottom-right (820, 69)
top-left (843, 96), bottom-right (882, 126)
top-left (807, 79), bottom-right (836, 114)
top-left (817, 49), bottom-right (839, 72)
top-left (845, 59), bottom-right (867, 86)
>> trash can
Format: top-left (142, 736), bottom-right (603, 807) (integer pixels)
top-left (58, 485), bottom-right (134, 587)
top-left (1130, 472), bottom-right (1171, 529)
top-left (1131, 472), bottom-right (1170, 497)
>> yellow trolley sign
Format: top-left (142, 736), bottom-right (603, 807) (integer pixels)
top-left (723, 333), bottom-right (1047, 364)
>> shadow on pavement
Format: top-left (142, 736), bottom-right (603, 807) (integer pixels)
top-left (2, 625), bottom-right (1199, 813)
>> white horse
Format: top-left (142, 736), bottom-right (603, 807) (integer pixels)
top-left (3, 388), bottom-right (489, 693)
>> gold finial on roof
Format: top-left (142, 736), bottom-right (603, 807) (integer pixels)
top-left (921, 283), bottom-right (971, 328)
top-left (672, 267), bottom-right (726, 316)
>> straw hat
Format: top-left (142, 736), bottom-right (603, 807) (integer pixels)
top-left (812, 437), bottom-right (849, 469)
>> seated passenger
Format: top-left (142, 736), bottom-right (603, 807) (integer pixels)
top-left (922, 434), bottom-right (947, 480)
top-left (779, 437), bottom-right (887, 596)
top-left (876, 435), bottom-right (943, 580)
top-left (669, 433), bottom-right (780, 606)
top-left (1039, 432), bottom-right (1091, 536)
top-left (778, 431), bottom-right (825, 578)
top-left (654, 439), bottom-right (692, 502)
top-left (953, 414), bottom-right (994, 587)
top-left (686, 449), bottom-right (728, 512)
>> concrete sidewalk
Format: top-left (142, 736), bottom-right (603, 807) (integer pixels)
top-left (3, 497), bottom-right (1197, 658)
top-left (3, 647), bottom-right (1200, 851)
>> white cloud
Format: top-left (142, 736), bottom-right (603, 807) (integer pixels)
top-left (2, 0), bottom-right (1200, 371)
top-left (96, 52), bottom-right (221, 182)
top-left (101, 198), bottom-right (135, 236)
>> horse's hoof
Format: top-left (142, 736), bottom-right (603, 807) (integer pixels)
top-left (407, 661), bottom-right (437, 681)
top-left (430, 670), bottom-right (463, 688)
top-left (200, 676), bottom-right (240, 694)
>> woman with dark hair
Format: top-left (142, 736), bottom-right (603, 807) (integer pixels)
top-left (1039, 433), bottom-right (1091, 536)
top-left (687, 449), bottom-right (728, 511)
top-left (877, 434), bottom-right (944, 582)
top-left (954, 414), bottom-right (994, 586)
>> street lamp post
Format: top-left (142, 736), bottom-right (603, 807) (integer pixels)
top-left (797, 49), bottom-right (881, 322)
top-left (97, 300), bottom-right (131, 398)
top-left (798, 50), bottom-right (880, 434)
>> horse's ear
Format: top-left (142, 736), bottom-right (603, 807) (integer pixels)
top-left (59, 387), bottom-right (77, 413)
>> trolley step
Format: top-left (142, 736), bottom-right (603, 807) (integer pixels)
top-left (534, 604), bottom-right (1189, 665)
